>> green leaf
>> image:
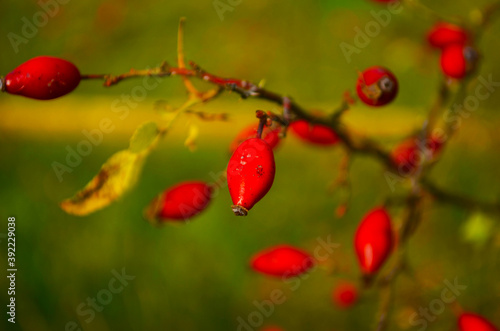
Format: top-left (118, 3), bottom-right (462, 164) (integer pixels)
top-left (129, 121), bottom-right (160, 154)
top-left (460, 212), bottom-right (495, 249)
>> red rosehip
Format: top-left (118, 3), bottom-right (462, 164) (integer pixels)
top-left (440, 44), bottom-right (478, 79)
top-left (354, 207), bottom-right (393, 276)
top-left (146, 181), bottom-right (212, 224)
top-left (289, 120), bottom-right (340, 146)
top-left (392, 139), bottom-right (420, 174)
top-left (458, 312), bottom-right (498, 331)
top-left (332, 281), bottom-right (358, 309)
top-left (3, 56), bottom-right (81, 100)
top-left (227, 138), bottom-right (276, 216)
top-left (391, 134), bottom-right (444, 174)
top-left (427, 22), bottom-right (468, 49)
top-left (250, 245), bottom-right (314, 278)
top-left (356, 66), bottom-right (398, 107)
top-left (229, 123), bottom-right (281, 154)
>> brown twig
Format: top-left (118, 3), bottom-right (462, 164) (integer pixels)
top-left (421, 179), bottom-right (500, 213)
top-left (81, 63), bottom-right (395, 169)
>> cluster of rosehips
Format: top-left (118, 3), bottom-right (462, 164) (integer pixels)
top-left (427, 22), bottom-right (478, 79)
top-left (2, 54), bottom-right (497, 330)
top-left (0, 56), bottom-right (426, 175)
top-left (0, 56), bottom-right (401, 215)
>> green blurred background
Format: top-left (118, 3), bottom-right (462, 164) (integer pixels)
top-left (1, 0), bottom-right (500, 330)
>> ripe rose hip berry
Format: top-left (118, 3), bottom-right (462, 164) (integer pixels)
top-left (289, 120), bottom-right (340, 146)
top-left (427, 22), bottom-right (468, 49)
top-left (458, 312), bottom-right (499, 331)
top-left (354, 207), bottom-right (393, 277)
top-left (332, 281), bottom-right (358, 309)
top-left (440, 44), bottom-right (478, 79)
top-left (145, 181), bottom-right (212, 224)
top-left (356, 66), bottom-right (398, 107)
top-left (3, 56), bottom-right (81, 100)
top-left (250, 245), bottom-right (314, 278)
top-left (391, 134), bottom-right (444, 174)
top-left (229, 123), bottom-right (281, 154)
top-left (227, 138), bottom-right (275, 216)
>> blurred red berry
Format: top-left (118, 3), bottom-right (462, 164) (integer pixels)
top-left (289, 120), bottom-right (339, 146)
top-left (427, 22), bottom-right (468, 49)
top-left (250, 245), bottom-right (314, 278)
top-left (146, 181), bottom-right (212, 223)
top-left (356, 66), bottom-right (398, 107)
top-left (332, 281), bottom-right (358, 309)
top-left (440, 44), bottom-right (478, 79)
top-left (391, 134), bottom-right (445, 174)
top-left (4, 56), bottom-right (80, 100)
top-left (458, 312), bottom-right (498, 331)
top-left (354, 207), bottom-right (393, 276)
top-left (229, 123), bottom-right (281, 154)
top-left (227, 138), bottom-right (276, 216)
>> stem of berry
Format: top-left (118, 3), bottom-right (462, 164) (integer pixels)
top-left (282, 96), bottom-right (292, 125)
top-left (255, 110), bottom-right (268, 139)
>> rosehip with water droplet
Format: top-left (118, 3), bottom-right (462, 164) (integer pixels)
top-left (3, 56), bottom-right (81, 100)
top-left (356, 67), bottom-right (398, 106)
top-left (427, 22), bottom-right (468, 49)
top-left (458, 312), bottom-right (498, 331)
top-left (289, 120), bottom-right (340, 146)
top-left (227, 138), bottom-right (275, 216)
top-left (145, 181), bottom-right (212, 224)
top-left (354, 207), bottom-right (393, 276)
top-left (250, 245), bottom-right (314, 278)
top-left (229, 123), bottom-right (281, 154)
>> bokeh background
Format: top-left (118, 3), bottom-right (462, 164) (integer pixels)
top-left (1, 0), bottom-right (500, 330)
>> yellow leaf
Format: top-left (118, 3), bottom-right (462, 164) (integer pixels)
top-left (61, 121), bottom-right (161, 216)
top-left (60, 151), bottom-right (145, 216)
